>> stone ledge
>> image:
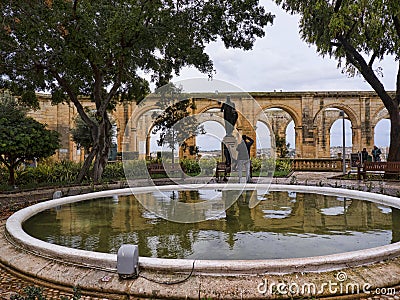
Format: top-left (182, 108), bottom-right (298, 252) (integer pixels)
top-left (3, 184), bottom-right (400, 299)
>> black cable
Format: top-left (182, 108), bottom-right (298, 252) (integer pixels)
top-left (138, 260), bottom-right (195, 285)
top-left (3, 228), bottom-right (117, 273)
top-left (4, 224), bottom-right (196, 285)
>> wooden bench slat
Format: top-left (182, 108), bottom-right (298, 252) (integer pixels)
top-left (147, 163), bottom-right (184, 175)
top-left (358, 161), bottom-right (400, 180)
top-left (215, 162), bottom-right (231, 182)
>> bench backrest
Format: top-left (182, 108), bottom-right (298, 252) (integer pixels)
top-left (363, 161), bottom-right (386, 171)
top-left (386, 161), bottom-right (400, 172)
top-left (147, 163), bottom-right (183, 171)
top-left (363, 161), bottom-right (400, 172)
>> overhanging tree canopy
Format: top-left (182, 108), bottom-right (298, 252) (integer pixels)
top-left (275, 0), bottom-right (400, 161)
top-left (0, 0), bottom-right (274, 182)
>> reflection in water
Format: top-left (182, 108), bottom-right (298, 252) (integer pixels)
top-left (393, 208), bottom-right (400, 243)
top-left (23, 190), bottom-right (398, 260)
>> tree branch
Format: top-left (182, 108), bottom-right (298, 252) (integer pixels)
top-left (73, 0), bottom-right (78, 12)
top-left (396, 60), bottom-right (400, 106)
top-left (90, 62), bottom-right (103, 110)
top-left (50, 69), bottom-right (96, 129)
top-left (393, 14), bottom-right (400, 39)
top-left (334, 0), bottom-right (343, 13)
top-left (337, 35), bottom-right (395, 111)
top-left (368, 52), bottom-right (377, 68)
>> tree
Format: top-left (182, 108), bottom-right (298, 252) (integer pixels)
top-left (275, 134), bottom-right (290, 158)
top-left (0, 95), bottom-right (60, 186)
top-left (0, 0), bottom-right (274, 183)
top-left (71, 109), bottom-right (116, 157)
top-left (151, 84), bottom-right (205, 163)
top-left (274, 0), bottom-right (400, 162)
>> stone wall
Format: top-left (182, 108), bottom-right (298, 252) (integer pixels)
top-left (28, 91), bottom-right (390, 161)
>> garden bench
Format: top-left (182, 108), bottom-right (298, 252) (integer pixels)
top-left (358, 161), bottom-right (400, 180)
top-left (147, 163), bottom-right (185, 177)
top-left (215, 162), bottom-right (231, 182)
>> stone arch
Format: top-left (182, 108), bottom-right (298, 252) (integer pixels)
top-left (30, 90), bottom-right (390, 162)
top-left (195, 101), bottom-right (223, 115)
top-left (256, 104), bottom-right (301, 129)
top-left (256, 119), bottom-right (273, 137)
top-left (256, 104), bottom-right (301, 157)
top-left (122, 103), bottom-right (161, 158)
top-left (371, 106), bottom-right (390, 150)
top-left (195, 120), bottom-right (226, 155)
top-left (371, 105), bottom-right (389, 129)
top-left (195, 98), bottom-right (248, 135)
top-left (313, 103), bottom-right (360, 157)
top-left (129, 104), bottom-right (160, 131)
top-left (133, 99), bottom-right (227, 160)
top-left (183, 103), bottom-right (226, 159)
top-left (180, 110), bottom-right (227, 160)
top-left (255, 119), bottom-right (274, 157)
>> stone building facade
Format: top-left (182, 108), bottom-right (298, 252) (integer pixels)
top-left (28, 91), bottom-right (390, 161)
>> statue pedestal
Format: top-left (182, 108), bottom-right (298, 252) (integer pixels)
top-left (222, 135), bottom-right (238, 164)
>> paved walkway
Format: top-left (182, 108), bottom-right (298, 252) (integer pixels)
top-left (0, 265), bottom-right (74, 299)
top-left (1, 173), bottom-right (400, 299)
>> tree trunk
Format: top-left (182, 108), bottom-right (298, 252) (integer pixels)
top-left (93, 139), bottom-right (109, 183)
top-left (76, 148), bottom-right (96, 183)
top-left (92, 117), bottom-right (111, 183)
top-left (337, 36), bottom-right (400, 162)
top-left (75, 112), bottom-right (112, 183)
top-left (7, 165), bottom-right (15, 186)
top-left (387, 107), bottom-right (400, 162)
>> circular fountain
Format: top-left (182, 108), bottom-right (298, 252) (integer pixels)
top-left (6, 184), bottom-right (400, 272)
top-left (3, 184), bottom-right (400, 298)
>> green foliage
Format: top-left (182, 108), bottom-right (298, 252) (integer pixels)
top-left (274, 0), bottom-right (400, 161)
top-left (16, 160), bottom-right (82, 186)
top-left (1, 0), bottom-right (274, 181)
top-left (252, 157), bottom-right (292, 177)
top-left (71, 109), bottom-right (116, 152)
top-left (275, 159), bottom-right (293, 172)
top-left (10, 286), bottom-right (81, 300)
top-left (10, 286), bottom-right (45, 300)
top-left (0, 165), bottom-right (7, 185)
top-left (0, 95), bottom-right (60, 185)
top-left (251, 157), bottom-right (262, 173)
top-left (275, 134), bottom-right (290, 158)
top-left (199, 158), bottom-right (218, 175)
top-left (180, 158), bottom-right (201, 175)
top-left (1, 160), bottom-right (138, 189)
top-left (71, 110), bottom-right (96, 152)
top-left (102, 161), bottom-right (126, 180)
top-left (123, 160), bottom-right (148, 179)
top-left (275, 0), bottom-right (400, 61)
top-left (0, 156), bottom-right (294, 189)
top-left (152, 85), bottom-right (205, 162)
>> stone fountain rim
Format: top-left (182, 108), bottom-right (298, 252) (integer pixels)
top-left (5, 183), bottom-right (400, 275)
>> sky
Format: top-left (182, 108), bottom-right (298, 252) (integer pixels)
top-left (151, 1), bottom-right (395, 153)
top-left (173, 1), bottom-right (397, 93)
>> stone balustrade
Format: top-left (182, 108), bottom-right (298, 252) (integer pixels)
top-left (292, 158), bottom-right (347, 172)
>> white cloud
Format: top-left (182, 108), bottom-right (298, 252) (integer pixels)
top-left (174, 1), bottom-right (397, 93)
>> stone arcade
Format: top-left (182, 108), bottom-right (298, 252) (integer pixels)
top-left (27, 91), bottom-right (390, 161)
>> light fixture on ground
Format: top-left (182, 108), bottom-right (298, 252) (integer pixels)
top-left (117, 244), bottom-right (139, 279)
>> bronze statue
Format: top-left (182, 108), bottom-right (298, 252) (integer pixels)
top-left (220, 96), bottom-right (238, 136)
